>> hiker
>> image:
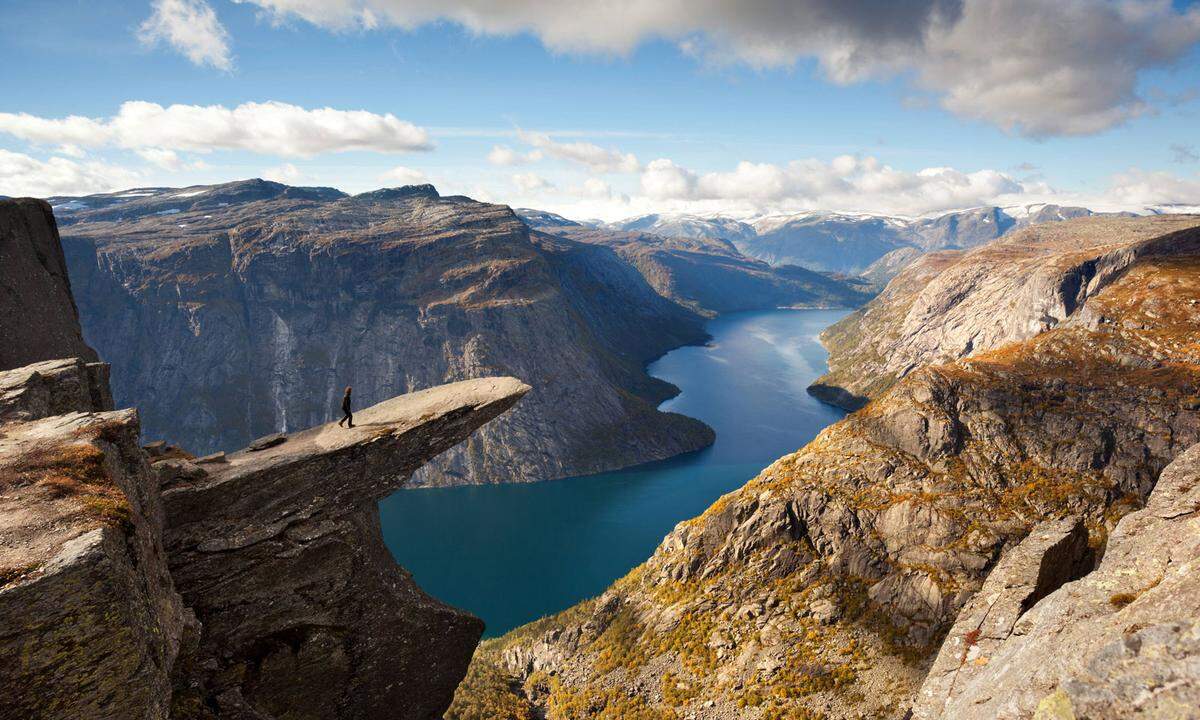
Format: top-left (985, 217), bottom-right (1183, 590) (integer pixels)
top-left (338, 386), bottom-right (354, 428)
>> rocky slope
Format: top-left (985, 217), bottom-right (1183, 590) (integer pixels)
top-left (812, 214), bottom-right (1200, 409)
top-left (56, 180), bottom-right (712, 485)
top-left (449, 214), bottom-right (1200, 719)
top-left (913, 445), bottom-right (1200, 718)
top-left (0, 196), bottom-right (530, 719)
top-left (519, 215), bottom-right (870, 316)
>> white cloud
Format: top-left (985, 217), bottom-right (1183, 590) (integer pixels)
top-left (378, 165), bottom-right (427, 184)
top-left (56, 144), bottom-right (86, 159)
top-left (0, 150), bottom-right (141, 197)
top-left (1104, 169), bottom-right (1200, 207)
top-left (237, 0), bottom-right (1200, 137)
top-left (639, 154), bottom-right (1024, 216)
top-left (0, 101), bottom-right (432, 157)
top-left (139, 0), bottom-right (234, 71)
top-left (512, 172), bottom-right (554, 194)
top-left (487, 144), bottom-right (543, 166)
top-left (517, 131), bottom-right (640, 173)
top-left (262, 162), bottom-right (305, 184)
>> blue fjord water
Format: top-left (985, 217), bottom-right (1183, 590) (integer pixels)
top-left (380, 308), bottom-right (850, 637)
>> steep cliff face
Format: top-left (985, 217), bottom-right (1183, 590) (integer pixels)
top-left (524, 223), bottom-right (871, 317)
top-left (451, 215), bottom-right (1200, 719)
top-left (57, 180), bottom-right (711, 485)
top-left (0, 199), bottom-right (98, 368)
top-left (0, 364), bottom-right (185, 720)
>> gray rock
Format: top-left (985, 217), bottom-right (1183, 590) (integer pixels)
top-left (915, 443), bottom-right (1200, 719)
top-left (247, 432), bottom-right (287, 451)
top-left (0, 357), bottom-right (112, 421)
top-left (911, 517), bottom-right (1093, 718)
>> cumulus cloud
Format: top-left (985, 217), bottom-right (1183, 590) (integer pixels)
top-left (0, 150), bottom-right (141, 197)
top-left (517, 131), bottom-right (640, 173)
top-left (139, 0), bottom-right (234, 70)
top-left (487, 144), bottom-right (543, 166)
top-left (512, 172), bottom-right (554, 193)
top-left (378, 165), bottom-right (427, 184)
top-left (0, 101), bottom-right (432, 157)
top-left (640, 154), bottom-right (1024, 216)
top-left (236, 0), bottom-right (1200, 137)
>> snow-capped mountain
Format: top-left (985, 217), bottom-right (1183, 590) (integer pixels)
top-left (596, 204), bottom-right (1109, 277)
top-left (602, 213), bottom-right (757, 245)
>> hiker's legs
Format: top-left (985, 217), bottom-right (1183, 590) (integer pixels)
top-left (347, 410), bottom-right (353, 428)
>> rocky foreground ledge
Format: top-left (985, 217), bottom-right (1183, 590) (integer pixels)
top-left (0, 357), bottom-right (528, 719)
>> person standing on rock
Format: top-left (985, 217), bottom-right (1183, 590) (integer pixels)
top-left (338, 386), bottom-right (354, 428)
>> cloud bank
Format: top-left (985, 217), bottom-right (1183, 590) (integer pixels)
top-left (0, 101), bottom-right (432, 157)
top-left (235, 0), bottom-right (1200, 136)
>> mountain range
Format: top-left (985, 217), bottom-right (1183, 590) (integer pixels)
top-left (528, 204), bottom-right (1176, 279)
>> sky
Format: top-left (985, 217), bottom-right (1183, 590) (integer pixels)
top-left (1, 0), bottom-right (1199, 221)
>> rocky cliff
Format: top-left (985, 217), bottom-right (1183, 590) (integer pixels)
top-left (55, 180), bottom-right (712, 485)
top-left (1, 361), bottom-right (528, 720)
top-left (450, 214), bottom-right (1200, 719)
top-left (812, 214), bottom-right (1200, 409)
top-left (520, 219), bottom-right (871, 317)
top-left (160, 376), bottom-right (528, 719)
top-left (0, 199), bottom-right (99, 368)
top-left (0, 196), bottom-right (530, 719)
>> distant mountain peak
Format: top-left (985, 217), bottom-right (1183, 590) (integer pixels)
top-left (354, 184), bottom-right (440, 201)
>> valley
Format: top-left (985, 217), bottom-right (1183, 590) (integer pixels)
top-left (383, 308), bottom-right (848, 637)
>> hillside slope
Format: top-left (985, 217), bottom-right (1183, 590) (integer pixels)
top-left (450, 215), bottom-right (1200, 719)
top-left (56, 181), bottom-right (713, 486)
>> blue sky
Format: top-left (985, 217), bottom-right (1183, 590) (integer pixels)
top-left (1, 0), bottom-right (1199, 219)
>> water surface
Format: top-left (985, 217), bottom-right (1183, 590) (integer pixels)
top-left (380, 308), bottom-right (849, 636)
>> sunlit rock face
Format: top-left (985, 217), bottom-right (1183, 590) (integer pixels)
top-left (56, 180), bottom-right (713, 486)
top-left (449, 215), bottom-right (1200, 720)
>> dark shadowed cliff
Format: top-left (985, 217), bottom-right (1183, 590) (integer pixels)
top-left (54, 180), bottom-right (713, 486)
top-left (0, 199), bottom-right (98, 368)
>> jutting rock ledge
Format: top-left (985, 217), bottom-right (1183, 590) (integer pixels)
top-left (1, 362), bottom-right (528, 719)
